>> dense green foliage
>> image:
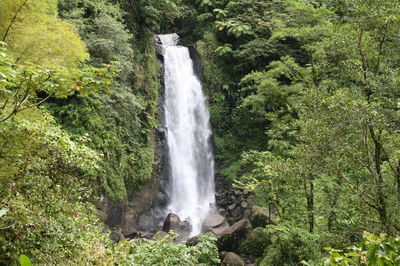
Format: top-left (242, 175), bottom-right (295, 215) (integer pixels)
top-left (113, 233), bottom-right (220, 265)
top-left (0, 0), bottom-right (179, 263)
top-left (178, 0), bottom-right (400, 264)
top-left (0, 0), bottom-right (89, 66)
top-left (48, 0), bottom-right (164, 201)
top-left (2, 0), bottom-right (400, 264)
top-left (259, 224), bottom-right (322, 265)
top-left (324, 232), bottom-right (400, 265)
top-left (0, 1), bottom-right (120, 263)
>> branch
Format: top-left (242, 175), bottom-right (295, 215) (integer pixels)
top-left (15, 87), bottom-right (31, 111)
top-left (0, 224), bottom-right (14, 230)
top-left (357, 29), bottom-right (369, 80)
top-left (2, 0), bottom-right (29, 42)
top-left (333, 161), bottom-right (377, 209)
top-left (0, 95), bottom-right (22, 123)
top-left (379, 142), bottom-right (399, 180)
top-left (0, 92), bottom-right (53, 123)
top-left (0, 99), bottom-right (10, 117)
top-left (0, 87), bottom-right (30, 123)
top-left (0, 72), bottom-right (53, 123)
top-left (362, 119), bottom-right (378, 177)
top-left (374, 23), bottom-right (389, 73)
top-left (357, 28), bottom-right (372, 100)
top-left (17, 92), bottom-right (54, 112)
top-left (0, 98), bottom-right (9, 110)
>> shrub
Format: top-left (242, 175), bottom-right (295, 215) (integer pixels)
top-left (113, 233), bottom-right (221, 266)
top-left (259, 224), bottom-right (322, 265)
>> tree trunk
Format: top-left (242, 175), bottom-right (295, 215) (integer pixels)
top-left (369, 126), bottom-right (388, 230)
top-left (396, 160), bottom-right (400, 203)
top-left (327, 193), bottom-right (338, 233)
top-left (305, 176), bottom-right (314, 233)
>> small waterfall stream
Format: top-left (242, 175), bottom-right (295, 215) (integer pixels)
top-left (158, 34), bottom-right (216, 236)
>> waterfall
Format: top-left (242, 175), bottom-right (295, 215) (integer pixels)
top-left (158, 34), bottom-right (216, 236)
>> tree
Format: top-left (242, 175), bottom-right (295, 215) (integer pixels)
top-left (0, 0), bottom-right (88, 67)
top-left (228, 0), bottom-right (400, 246)
top-left (0, 42), bottom-right (118, 123)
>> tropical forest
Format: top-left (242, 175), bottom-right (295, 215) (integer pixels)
top-left (1, 0), bottom-right (400, 265)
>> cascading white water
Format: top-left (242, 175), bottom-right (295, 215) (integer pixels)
top-left (158, 34), bottom-right (215, 236)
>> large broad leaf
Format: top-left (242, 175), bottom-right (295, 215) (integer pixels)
top-left (0, 208), bottom-right (8, 218)
top-left (19, 254), bottom-right (32, 266)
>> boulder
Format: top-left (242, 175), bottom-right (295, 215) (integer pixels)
top-left (202, 213), bottom-right (230, 235)
top-left (231, 207), bottom-right (242, 218)
top-left (222, 252), bottom-right (246, 266)
top-left (162, 213), bottom-right (181, 231)
top-left (228, 203), bottom-right (237, 210)
top-left (218, 208), bottom-right (228, 217)
top-left (162, 213), bottom-right (192, 240)
top-left (217, 219), bottom-right (252, 252)
top-left (220, 251), bottom-right (228, 260)
top-left (212, 224), bottom-right (230, 235)
top-left (240, 201), bottom-right (248, 209)
top-left (202, 213), bottom-right (226, 228)
top-left (239, 227), bottom-right (270, 257)
top-left (250, 206), bottom-right (278, 228)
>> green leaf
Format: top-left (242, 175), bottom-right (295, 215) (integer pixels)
top-left (19, 254), bottom-right (32, 266)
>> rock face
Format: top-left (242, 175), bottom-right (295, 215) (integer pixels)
top-left (250, 206), bottom-right (277, 228)
top-left (162, 213), bottom-right (191, 240)
top-left (239, 227), bottom-right (270, 257)
top-left (202, 213), bottom-right (230, 235)
top-left (217, 219), bottom-right (252, 252)
top-left (121, 208), bottom-right (138, 237)
top-left (222, 252), bottom-right (246, 266)
top-left (138, 214), bottom-right (154, 232)
top-left (214, 171), bottom-right (254, 225)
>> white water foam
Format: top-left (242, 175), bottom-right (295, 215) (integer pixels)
top-left (159, 34), bottom-right (216, 237)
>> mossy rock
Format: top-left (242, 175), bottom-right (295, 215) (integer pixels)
top-left (250, 206), bottom-right (277, 228)
top-left (222, 252), bottom-right (246, 266)
top-left (239, 227), bottom-right (270, 257)
top-left (217, 219), bottom-right (252, 252)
